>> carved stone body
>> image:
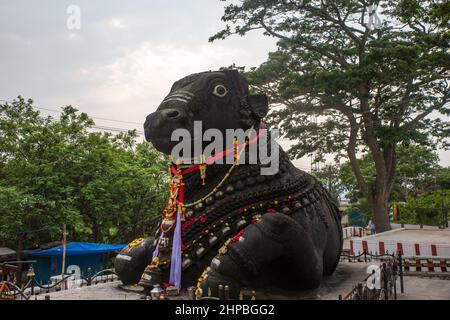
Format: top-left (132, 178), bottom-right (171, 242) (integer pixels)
top-left (114, 70), bottom-right (342, 298)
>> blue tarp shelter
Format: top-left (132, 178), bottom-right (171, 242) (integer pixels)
top-left (24, 242), bottom-right (126, 283)
top-left (29, 242), bottom-right (126, 257)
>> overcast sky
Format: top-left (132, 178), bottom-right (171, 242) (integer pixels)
top-left (1, 1), bottom-right (448, 169)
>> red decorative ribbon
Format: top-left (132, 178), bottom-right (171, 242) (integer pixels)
top-left (171, 123), bottom-right (266, 176)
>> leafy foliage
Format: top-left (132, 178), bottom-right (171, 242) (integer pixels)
top-left (339, 144), bottom-right (444, 202)
top-left (0, 97), bottom-right (167, 250)
top-left (311, 164), bottom-right (344, 203)
top-left (398, 190), bottom-right (449, 227)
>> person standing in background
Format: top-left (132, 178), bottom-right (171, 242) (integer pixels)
top-left (367, 219), bottom-right (376, 235)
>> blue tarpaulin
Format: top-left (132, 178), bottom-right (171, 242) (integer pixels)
top-left (27, 242), bottom-right (127, 257)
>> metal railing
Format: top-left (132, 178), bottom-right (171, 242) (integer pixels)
top-left (0, 274), bottom-right (73, 300)
top-left (78, 268), bottom-right (118, 286)
top-left (0, 267), bottom-right (119, 300)
top-left (339, 251), bottom-right (404, 300)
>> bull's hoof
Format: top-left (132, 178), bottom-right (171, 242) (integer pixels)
top-left (196, 269), bottom-right (241, 300)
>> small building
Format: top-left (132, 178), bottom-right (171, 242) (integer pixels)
top-left (24, 242), bottom-right (126, 284)
top-left (0, 247), bottom-right (18, 282)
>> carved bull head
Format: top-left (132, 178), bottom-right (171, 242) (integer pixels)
top-left (144, 70), bottom-right (269, 154)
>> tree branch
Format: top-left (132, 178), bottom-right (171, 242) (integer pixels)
top-left (358, 84), bottom-right (388, 194)
top-left (384, 146), bottom-right (397, 196)
top-left (259, 19), bottom-right (351, 68)
top-left (346, 116), bottom-right (370, 198)
top-left (401, 96), bottom-right (450, 130)
top-left (291, 1), bottom-right (364, 47)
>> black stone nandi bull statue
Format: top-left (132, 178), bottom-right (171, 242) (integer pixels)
top-left (115, 70), bottom-right (343, 299)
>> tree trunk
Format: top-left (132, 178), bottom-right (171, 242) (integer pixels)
top-left (370, 194), bottom-right (391, 233)
top-left (343, 96), bottom-right (395, 233)
top-left (92, 220), bottom-right (100, 243)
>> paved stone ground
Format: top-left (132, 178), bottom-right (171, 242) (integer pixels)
top-left (397, 275), bottom-right (450, 300)
top-left (33, 281), bottom-right (143, 300)
top-left (32, 262), bottom-right (449, 300)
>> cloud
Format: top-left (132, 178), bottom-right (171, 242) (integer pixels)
top-left (106, 18), bottom-right (128, 30)
top-left (68, 41), bottom-right (251, 123)
top-left (0, 32), bottom-right (32, 47)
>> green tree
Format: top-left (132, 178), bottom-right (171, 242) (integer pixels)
top-left (311, 164), bottom-right (344, 203)
top-left (435, 166), bottom-right (450, 189)
top-left (339, 144), bottom-right (443, 202)
top-left (398, 190), bottom-right (449, 227)
top-left (0, 97), bottom-right (167, 251)
top-left (212, 0), bottom-right (449, 231)
top-left (0, 98), bottom-right (84, 250)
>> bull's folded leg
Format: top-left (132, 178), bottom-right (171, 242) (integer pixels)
top-left (114, 237), bottom-right (154, 285)
top-left (196, 212), bottom-right (322, 299)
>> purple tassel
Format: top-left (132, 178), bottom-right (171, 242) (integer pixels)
top-left (169, 208), bottom-right (182, 288)
top-left (152, 232), bottom-right (164, 259)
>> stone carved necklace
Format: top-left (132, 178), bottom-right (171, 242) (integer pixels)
top-left (147, 125), bottom-right (331, 289)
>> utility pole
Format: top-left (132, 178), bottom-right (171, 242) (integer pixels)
top-left (61, 224), bottom-right (67, 288)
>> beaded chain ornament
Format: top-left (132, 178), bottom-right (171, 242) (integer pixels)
top-left (150, 123), bottom-right (265, 288)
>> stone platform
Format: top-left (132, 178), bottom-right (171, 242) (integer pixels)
top-left (33, 262), bottom-right (450, 300)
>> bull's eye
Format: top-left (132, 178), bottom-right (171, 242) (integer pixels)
top-left (212, 84), bottom-right (228, 98)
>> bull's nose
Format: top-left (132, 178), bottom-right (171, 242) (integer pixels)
top-left (143, 107), bottom-right (187, 138)
top-left (160, 108), bottom-right (184, 122)
top-left (144, 112), bottom-right (159, 129)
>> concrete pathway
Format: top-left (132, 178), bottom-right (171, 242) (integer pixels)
top-left (398, 275), bottom-right (450, 300)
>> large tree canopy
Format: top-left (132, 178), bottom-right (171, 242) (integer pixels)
top-left (212, 0), bottom-right (450, 231)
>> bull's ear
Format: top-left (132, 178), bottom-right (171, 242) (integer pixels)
top-left (248, 94), bottom-right (269, 119)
